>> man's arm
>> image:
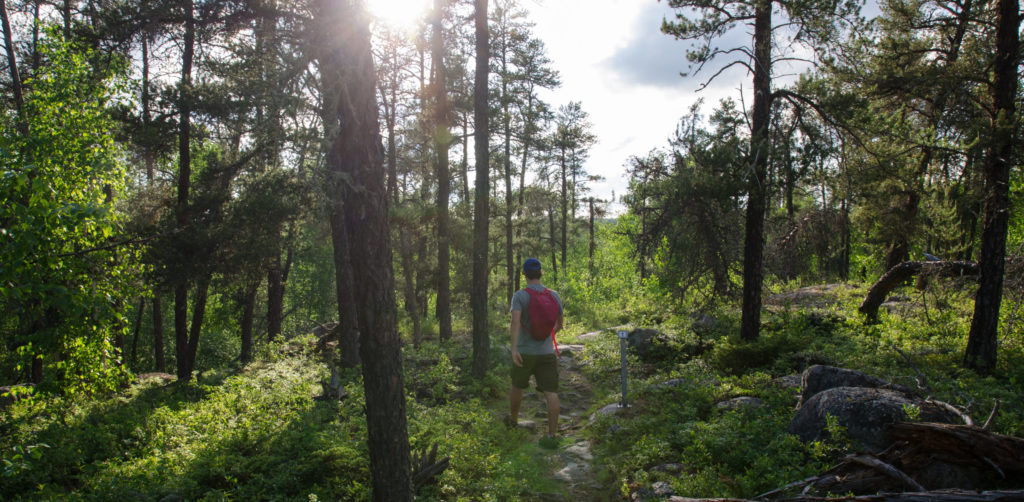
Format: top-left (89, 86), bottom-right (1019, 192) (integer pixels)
top-left (510, 310), bottom-right (523, 367)
top-left (554, 314), bottom-right (563, 334)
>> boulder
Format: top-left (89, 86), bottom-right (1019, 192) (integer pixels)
top-left (798, 365), bottom-right (911, 407)
top-left (788, 386), bottom-right (959, 451)
top-left (772, 374), bottom-right (802, 389)
top-left (650, 463), bottom-right (686, 475)
top-left (690, 313), bottom-right (718, 333)
top-left (652, 481), bottom-right (676, 497)
top-left (590, 402), bottom-right (627, 422)
top-left (627, 328), bottom-right (661, 354)
top-left (715, 396), bottom-right (764, 411)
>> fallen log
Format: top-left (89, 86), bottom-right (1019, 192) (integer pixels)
top-left (846, 454), bottom-right (925, 492)
top-left (666, 489), bottom-right (1024, 501)
top-left (887, 422), bottom-right (1024, 477)
top-left (859, 261), bottom-right (978, 319)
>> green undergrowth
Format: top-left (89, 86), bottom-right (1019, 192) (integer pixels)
top-left (0, 337), bottom-right (560, 501)
top-left (579, 283), bottom-right (1024, 499)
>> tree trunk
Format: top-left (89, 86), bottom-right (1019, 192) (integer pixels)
top-left (401, 232), bottom-right (422, 346)
top-left (462, 116), bottom-right (471, 203)
top-left (184, 275), bottom-right (210, 378)
top-left (589, 198), bottom-right (595, 278)
top-left (515, 96), bottom-right (532, 293)
top-left (548, 206), bottom-right (558, 281)
top-left (319, 1), bottom-right (412, 498)
top-left (471, 0), bottom-right (491, 379)
top-left (240, 280), bottom-right (258, 365)
top-left (739, 0), bottom-right (771, 341)
top-left (266, 252), bottom-right (284, 341)
top-left (30, 0), bottom-right (40, 72)
top-left (62, 0), bottom-right (71, 36)
top-left (153, 294), bottom-right (165, 372)
top-left (1, 0), bottom-right (26, 136)
top-left (560, 147), bottom-right (568, 274)
top-left (433, 0), bottom-right (452, 342)
top-left (965, 0), bottom-right (1018, 374)
top-left (329, 207), bottom-right (361, 368)
top-left (174, 0), bottom-right (195, 382)
top-left (130, 298), bottom-right (145, 369)
top-left (501, 41), bottom-right (515, 306)
top-left (860, 260), bottom-right (979, 319)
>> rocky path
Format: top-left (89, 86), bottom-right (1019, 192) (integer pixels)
top-left (510, 329), bottom-right (618, 501)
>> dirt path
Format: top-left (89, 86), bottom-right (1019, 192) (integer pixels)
top-left (509, 330), bottom-right (617, 500)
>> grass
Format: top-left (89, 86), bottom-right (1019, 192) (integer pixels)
top-left (577, 280), bottom-right (1024, 499)
top-left (3, 278), bottom-right (1022, 500)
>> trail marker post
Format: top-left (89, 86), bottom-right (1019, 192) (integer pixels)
top-left (617, 329), bottom-right (629, 408)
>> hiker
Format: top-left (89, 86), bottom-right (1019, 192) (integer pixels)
top-left (508, 257), bottom-right (564, 446)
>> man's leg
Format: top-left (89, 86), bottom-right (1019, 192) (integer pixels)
top-left (544, 391), bottom-right (560, 436)
top-left (509, 386), bottom-right (524, 424)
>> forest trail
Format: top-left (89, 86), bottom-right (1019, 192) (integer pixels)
top-left (506, 329), bottom-right (615, 501)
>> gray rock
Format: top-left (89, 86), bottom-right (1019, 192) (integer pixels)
top-left (799, 365), bottom-right (911, 407)
top-left (627, 328), bottom-right (662, 356)
top-left (652, 481), bottom-right (675, 496)
top-left (565, 441), bottom-right (593, 461)
top-left (516, 420), bottom-right (537, 431)
top-left (630, 488), bottom-right (655, 502)
top-left (772, 374), bottom-right (803, 389)
top-left (590, 402), bottom-right (627, 421)
top-left (788, 386), bottom-right (959, 451)
top-left (554, 461), bottom-right (590, 483)
top-left (690, 313), bottom-right (718, 332)
top-left (654, 377), bottom-right (721, 391)
top-left (716, 396), bottom-right (764, 411)
top-left (656, 378), bottom-right (689, 389)
top-left (651, 463), bottom-right (686, 475)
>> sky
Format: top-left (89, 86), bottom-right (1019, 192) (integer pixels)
top-left (368, 0), bottom-right (757, 213)
top-left (522, 0), bottom-right (751, 213)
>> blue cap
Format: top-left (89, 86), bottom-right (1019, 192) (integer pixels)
top-left (522, 257), bottom-right (542, 273)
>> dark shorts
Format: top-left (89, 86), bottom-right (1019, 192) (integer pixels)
top-left (511, 353), bottom-right (559, 392)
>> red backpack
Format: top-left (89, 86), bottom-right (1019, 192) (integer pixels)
top-left (524, 288), bottom-right (560, 341)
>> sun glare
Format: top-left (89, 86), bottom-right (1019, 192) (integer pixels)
top-left (367, 0), bottom-right (431, 30)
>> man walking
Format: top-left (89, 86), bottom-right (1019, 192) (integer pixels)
top-left (508, 257), bottom-right (563, 447)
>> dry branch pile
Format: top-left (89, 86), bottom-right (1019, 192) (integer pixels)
top-left (756, 422), bottom-right (1024, 501)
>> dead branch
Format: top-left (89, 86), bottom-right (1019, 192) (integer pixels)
top-left (983, 399), bottom-right (1000, 430)
top-left (887, 422), bottom-right (1024, 476)
top-left (846, 454), bottom-right (925, 492)
top-left (411, 442), bottom-right (450, 493)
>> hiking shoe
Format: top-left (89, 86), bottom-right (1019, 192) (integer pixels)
top-left (538, 434), bottom-right (559, 449)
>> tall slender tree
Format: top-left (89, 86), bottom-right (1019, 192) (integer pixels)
top-left (432, 0), bottom-right (453, 342)
top-left (318, 0), bottom-right (412, 498)
top-left (471, 0), bottom-right (490, 378)
top-left (173, 0), bottom-right (197, 381)
top-left (663, 0), bottom-right (860, 340)
top-left (964, 0), bottom-right (1019, 373)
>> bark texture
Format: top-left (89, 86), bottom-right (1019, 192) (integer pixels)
top-left (965, 0), bottom-right (1019, 374)
top-left (739, 0), bottom-right (771, 341)
top-left (471, 0), bottom-right (490, 378)
top-left (318, 1), bottom-right (412, 499)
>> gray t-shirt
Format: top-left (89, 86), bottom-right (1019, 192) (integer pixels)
top-left (510, 284), bottom-right (564, 355)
